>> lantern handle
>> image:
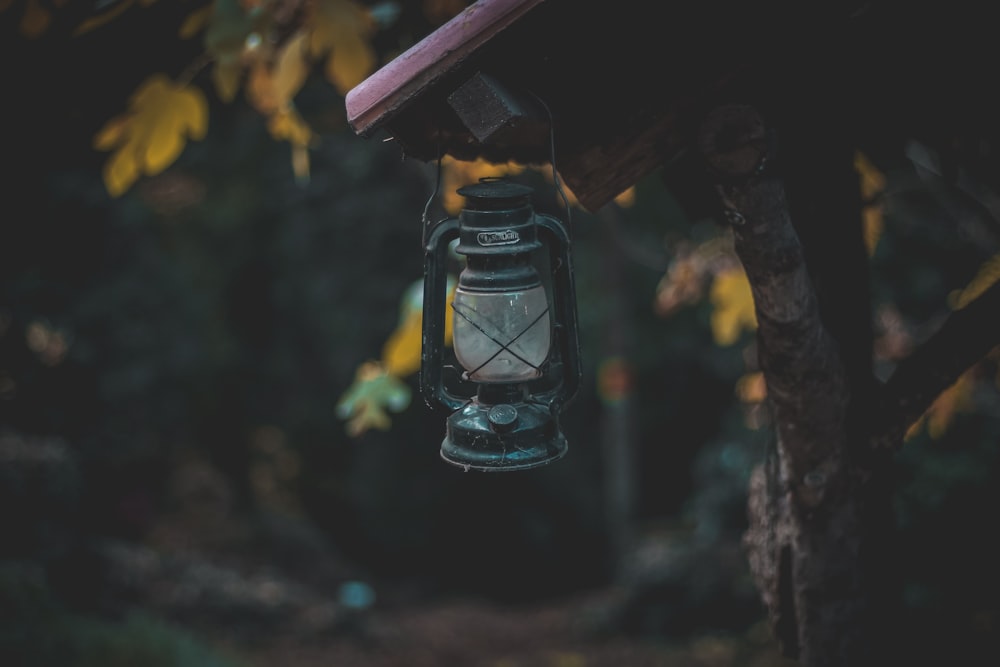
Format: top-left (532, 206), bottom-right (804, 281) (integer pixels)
top-left (535, 214), bottom-right (582, 411)
top-left (421, 217), bottom-right (467, 412)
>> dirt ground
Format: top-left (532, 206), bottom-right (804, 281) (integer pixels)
top-left (122, 479), bottom-right (795, 667)
top-left (217, 590), bottom-right (797, 667)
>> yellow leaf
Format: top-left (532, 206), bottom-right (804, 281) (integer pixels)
top-left (948, 253), bottom-right (1000, 310)
top-left (326, 30), bottom-right (376, 94)
top-left (444, 286), bottom-right (454, 346)
top-left (307, 16), bottom-right (330, 58)
top-left (854, 150), bottom-right (886, 199)
top-left (736, 371), bottom-right (767, 404)
top-left (94, 75), bottom-right (208, 196)
top-left (709, 267), bottom-right (757, 346)
top-left (179, 4), bottom-right (213, 38)
top-left (273, 31), bottom-right (310, 107)
top-left (905, 370), bottom-right (976, 440)
top-left (855, 150), bottom-right (886, 256)
top-left (243, 30), bottom-right (308, 113)
top-left (613, 186), bottom-right (636, 208)
top-left (92, 116), bottom-right (129, 151)
top-left (309, 0), bottom-right (370, 56)
top-left (381, 278), bottom-right (455, 377)
top-left (267, 106), bottom-right (316, 147)
top-left (382, 309), bottom-right (423, 377)
top-left (927, 376), bottom-right (974, 438)
top-left (309, 0), bottom-right (377, 95)
top-left (267, 106), bottom-right (318, 183)
top-left (247, 60), bottom-right (279, 114)
top-left (103, 147), bottom-right (140, 198)
top-left (337, 276), bottom-right (457, 436)
top-left (862, 203), bottom-right (883, 257)
top-left (139, 84), bottom-right (207, 172)
top-left (20, 0), bottom-right (50, 38)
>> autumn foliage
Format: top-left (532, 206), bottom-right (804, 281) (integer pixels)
top-left (83, 0), bottom-right (379, 194)
top-left (5, 0), bottom-right (998, 445)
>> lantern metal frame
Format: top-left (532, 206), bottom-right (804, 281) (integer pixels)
top-left (421, 179), bottom-right (581, 471)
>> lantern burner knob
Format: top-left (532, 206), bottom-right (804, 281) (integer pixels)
top-left (487, 404), bottom-right (519, 432)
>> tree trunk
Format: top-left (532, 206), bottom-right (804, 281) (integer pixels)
top-left (698, 103), bottom-right (898, 666)
top-left (699, 93), bottom-right (1000, 663)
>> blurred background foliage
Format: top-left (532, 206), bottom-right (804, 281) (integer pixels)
top-left (2, 0), bottom-right (1000, 665)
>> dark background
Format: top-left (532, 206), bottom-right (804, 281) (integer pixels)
top-left (2, 1), bottom-right (999, 665)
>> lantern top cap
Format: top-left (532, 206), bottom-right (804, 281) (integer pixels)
top-left (457, 179), bottom-right (533, 210)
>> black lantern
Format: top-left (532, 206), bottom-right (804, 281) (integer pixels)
top-left (421, 179), bottom-right (581, 471)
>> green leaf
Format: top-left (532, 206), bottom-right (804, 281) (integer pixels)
top-left (335, 362), bottom-right (412, 437)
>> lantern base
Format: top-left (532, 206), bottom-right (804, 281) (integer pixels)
top-left (441, 399), bottom-right (567, 471)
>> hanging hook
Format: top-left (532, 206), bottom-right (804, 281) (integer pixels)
top-left (421, 143), bottom-right (444, 248)
top-left (526, 90), bottom-right (572, 227)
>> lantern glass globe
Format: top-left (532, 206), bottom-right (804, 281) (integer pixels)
top-left (452, 284), bottom-right (550, 383)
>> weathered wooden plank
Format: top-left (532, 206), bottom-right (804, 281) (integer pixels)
top-left (345, 0), bottom-right (770, 211)
top-left (345, 0), bottom-right (547, 138)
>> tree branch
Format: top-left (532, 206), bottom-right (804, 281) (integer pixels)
top-left (872, 280), bottom-right (1000, 449)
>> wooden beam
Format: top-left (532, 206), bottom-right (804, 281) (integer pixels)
top-left (345, 0), bottom-right (547, 140)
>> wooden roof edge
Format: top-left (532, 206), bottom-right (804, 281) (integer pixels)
top-left (345, 0), bottom-right (547, 139)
